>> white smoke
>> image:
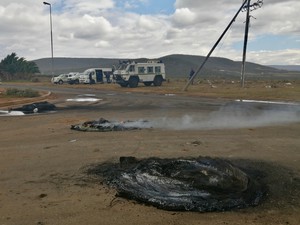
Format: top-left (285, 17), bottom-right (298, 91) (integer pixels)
top-left (130, 102), bottom-right (300, 130)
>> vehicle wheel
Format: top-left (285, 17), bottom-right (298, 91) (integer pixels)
top-left (75, 79), bottom-right (79, 84)
top-left (153, 76), bottom-right (163, 86)
top-left (58, 80), bottom-right (63, 84)
top-left (128, 76), bottom-right (139, 88)
top-left (144, 82), bottom-right (152, 86)
top-left (90, 79), bottom-right (96, 84)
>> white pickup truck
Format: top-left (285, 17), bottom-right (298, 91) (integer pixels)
top-left (51, 73), bottom-right (77, 84)
top-left (67, 72), bottom-right (81, 84)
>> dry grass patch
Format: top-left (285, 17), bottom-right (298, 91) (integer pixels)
top-left (2, 79), bottom-right (300, 102)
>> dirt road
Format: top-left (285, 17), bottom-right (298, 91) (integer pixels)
top-left (0, 84), bottom-right (299, 225)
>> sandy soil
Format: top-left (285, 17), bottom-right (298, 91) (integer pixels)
top-left (0, 85), bottom-right (299, 225)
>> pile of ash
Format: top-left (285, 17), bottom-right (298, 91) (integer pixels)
top-left (88, 156), bottom-right (265, 212)
top-left (71, 118), bottom-right (151, 132)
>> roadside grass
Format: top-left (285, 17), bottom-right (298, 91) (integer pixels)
top-left (80, 78), bottom-right (300, 101)
top-left (4, 88), bottom-right (40, 98)
top-left (174, 79), bottom-right (300, 101)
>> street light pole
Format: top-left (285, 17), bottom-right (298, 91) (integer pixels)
top-left (43, 1), bottom-right (54, 76)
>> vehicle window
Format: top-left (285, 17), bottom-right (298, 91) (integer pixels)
top-left (155, 66), bottom-right (161, 73)
top-left (147, 67), bottom-right (154, 73)
top-left (138, 67), bottom-right (145, 74)
top-left (129, 65), bottom-right (135, 72)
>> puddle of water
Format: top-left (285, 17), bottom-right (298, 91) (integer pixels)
top-left (66, 98), bottom-right (102, 102)
top-left (0, 110), bottom-right (57, 116)
top-left (0, 110), bottom-right (25, 116)
top-left (78, 94), bottom-right (96, 97)
top-left (236, 99), bottom-right (299, 106)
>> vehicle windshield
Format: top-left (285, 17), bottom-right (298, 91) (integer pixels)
top-left (117, 64), bottom-right (128, 70)
top-left (83, 69), bottom-right (92, 75)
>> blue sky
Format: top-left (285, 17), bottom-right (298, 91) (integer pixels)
top-left (0, 0), bottom-right (299, 65)
top-left (116, 0), bottom-right (176, 15)
top-left (247, 35), bottom-right (299, 51)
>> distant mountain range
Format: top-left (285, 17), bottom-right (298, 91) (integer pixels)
top-left (33, 54), bottom-right (298, 79)
top-left (269, 65), bottom-right (300, 72)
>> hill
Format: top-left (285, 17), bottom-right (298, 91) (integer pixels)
top-left (269, 65), bottom-right (300, 72)
top-left (33, 54), bottom-right (297, 79)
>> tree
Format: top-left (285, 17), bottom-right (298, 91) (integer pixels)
top-left (0, 53), bottom-right (40, 81)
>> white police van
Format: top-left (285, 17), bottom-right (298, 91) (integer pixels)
top-left (113, 60), bottom-right (166, 88)
top-left (79, 68), bottom-right (113, 84)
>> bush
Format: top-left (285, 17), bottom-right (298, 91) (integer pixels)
top-left (31, 77), bottom-right (40, 83)
top-left (5, 88), bottom-right (40, 98)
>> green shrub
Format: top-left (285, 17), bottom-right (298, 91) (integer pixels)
top-left (31, 77), bottom-right (40, 83)
top-left (5, 88), bottom-right (40, 98)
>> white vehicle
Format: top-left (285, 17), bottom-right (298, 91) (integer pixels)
top-left (79, 68), bottom-right (113, 84)
top-left (51, 73), bottom-right (74, 84)
top-left (113, 60), bottom-right (166, 88)
top-left (67, 72), bottom-right (81, 84)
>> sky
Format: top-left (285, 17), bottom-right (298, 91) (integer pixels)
top-left (0, 0), bottom-right (299, 65)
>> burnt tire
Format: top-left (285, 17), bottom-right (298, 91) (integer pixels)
top-left (58, 80), bottom-right (63, 84)
top-left (153, 76), bottom-right (163, 86)
top-left (128, 76), bottom-right (139, 88)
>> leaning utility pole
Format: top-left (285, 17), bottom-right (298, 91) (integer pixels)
top-left (183, 0), bottom-right (263, 91)
top-left (183, 0), bottom-right (247, 91)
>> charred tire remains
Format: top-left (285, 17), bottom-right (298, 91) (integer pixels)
top-left (88, 157), bottom-right (266, 212)
top-left (71, 118), bottom-right (150, 132)
top-left (12, 101), bottom-right (56, 114)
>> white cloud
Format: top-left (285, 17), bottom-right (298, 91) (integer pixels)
top-left (0, 0), bottom-right (299, 65)
top-left (137, 15), bottom-right (163, 31)
top-left (62, 0), bottom-right (115, 14)
top-left (95, 40), bottom-right (111, 48)
top-left (248, 49), bottom-right (300, 65)
top-left (172, 8), bottom-right (196, 27)
top-left (252, 2), bottom-right (300, 36)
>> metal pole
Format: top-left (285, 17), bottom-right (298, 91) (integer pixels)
top-left (43, 2), bottom-right (54, 76)
top-left (183, 0), bottom-right (248, 91)
top-left (241, 0), bottom-right (251, 88)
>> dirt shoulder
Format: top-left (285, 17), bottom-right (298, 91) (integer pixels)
top-left (0, 81), bottom-right (299, 225)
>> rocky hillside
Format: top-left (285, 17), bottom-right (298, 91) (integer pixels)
top-left (33, 54), bottom-right (294, 79)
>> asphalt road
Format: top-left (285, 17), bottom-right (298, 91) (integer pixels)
top-left (1, 83), bottom-right (227, 111)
